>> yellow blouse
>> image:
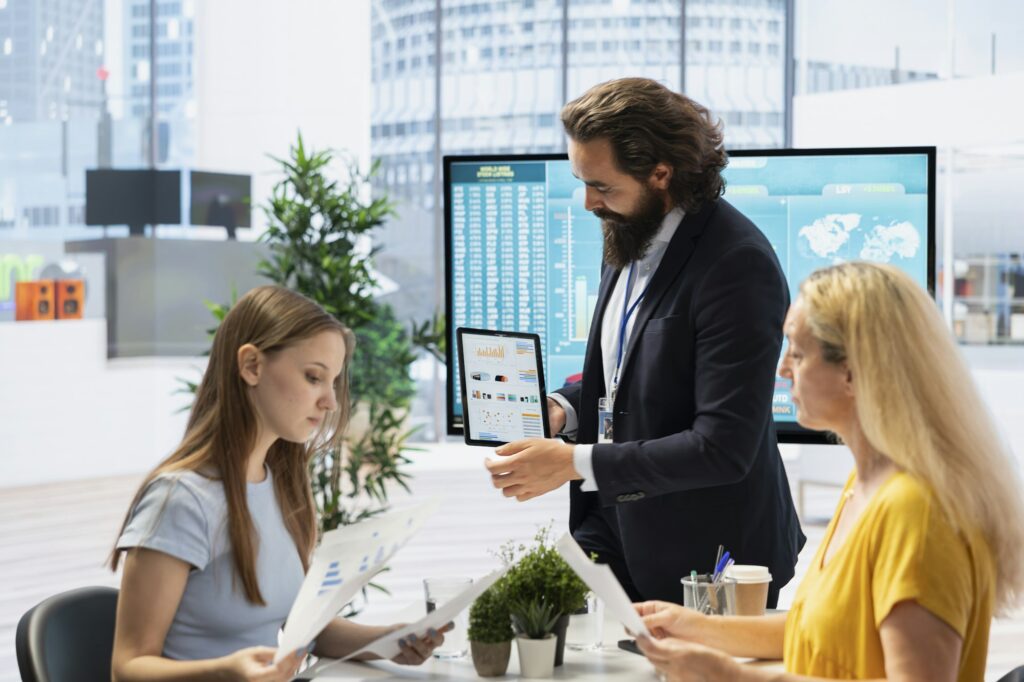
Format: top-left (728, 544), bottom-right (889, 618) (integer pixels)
top-left (783, 471), bottom-right (994, 680)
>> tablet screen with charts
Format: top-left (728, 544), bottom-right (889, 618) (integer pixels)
top-left (456, 327), bottom-right (551, 446)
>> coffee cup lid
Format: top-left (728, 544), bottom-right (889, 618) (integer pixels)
top-left (724, 565), bottom-right (772, 583)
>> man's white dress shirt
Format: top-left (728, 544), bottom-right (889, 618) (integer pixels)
top-left (549, 206), bottom-right (685, 491)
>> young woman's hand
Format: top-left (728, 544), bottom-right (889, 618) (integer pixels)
top-left (391, 621), bottom-right (455, 665)
top-left (636, 636), bottom-right (742, 682)
top-left (219, 646), bottom-right (305, 682)
top-left (635, 600), bottom-right (707, 640)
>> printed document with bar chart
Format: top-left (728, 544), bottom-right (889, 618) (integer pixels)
top-left (456, 328), bottom-right (550, 446)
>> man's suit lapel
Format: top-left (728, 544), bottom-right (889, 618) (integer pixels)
top-left (617, 201), bottom-right (718, 383)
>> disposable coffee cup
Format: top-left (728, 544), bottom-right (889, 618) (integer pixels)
top-left (724, 565), bottom-right (771, 616)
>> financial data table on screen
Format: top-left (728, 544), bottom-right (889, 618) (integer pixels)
top-left (446, 151), bottom-right (932, 431)
top-left (448, 159), bottom-right (603, 423)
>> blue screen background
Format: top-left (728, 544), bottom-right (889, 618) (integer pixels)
top-left (448, 152), bottom-right (931, 429)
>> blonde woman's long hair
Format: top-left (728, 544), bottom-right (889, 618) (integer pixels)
top-left (110, 285), bottom-right (356, 605)
top-left (799, 262), bottom-right (1024, 614)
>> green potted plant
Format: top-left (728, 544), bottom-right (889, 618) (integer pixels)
top-left (181, 133), bottom-right (425, 615)
top-left (261, 134), bottom-right (427, 613)
top-left (498, 524), bottom-right (589, 666)
top-left (509, 597), bottom-right (560, 678)
top-left (467, 582), bottom-right (514, 677)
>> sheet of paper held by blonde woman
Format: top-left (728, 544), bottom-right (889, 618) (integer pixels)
top-left (274, 498), bottom-right (442, 663)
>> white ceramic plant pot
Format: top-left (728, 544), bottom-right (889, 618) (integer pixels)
top-left (516, 634), bottom-right (557, 678)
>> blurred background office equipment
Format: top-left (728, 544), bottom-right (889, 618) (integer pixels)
top-left (189, 171), bottom-right (251, 240)
top-left (85, 169), bottom-right (181, 236)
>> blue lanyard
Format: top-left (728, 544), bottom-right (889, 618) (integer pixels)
top-left (613, 262), bottom-right (650, 387)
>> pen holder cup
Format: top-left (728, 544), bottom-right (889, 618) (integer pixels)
top-left (680, 576), bottom-right (736, 616)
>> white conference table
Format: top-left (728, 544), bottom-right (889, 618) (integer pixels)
top-left (303, 613), bottom-right (784, 680)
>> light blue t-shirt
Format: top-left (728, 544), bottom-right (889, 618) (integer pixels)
top-left (117, 468), bottom-right (305, 660)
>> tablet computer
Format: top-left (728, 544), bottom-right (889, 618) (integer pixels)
top-left (456, 327), bottom-right (551, 446)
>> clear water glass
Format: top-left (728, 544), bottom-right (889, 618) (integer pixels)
top-left (566, 591), bottom-right (604, 650)
top-left (423, 576), bottom-right (472, 658)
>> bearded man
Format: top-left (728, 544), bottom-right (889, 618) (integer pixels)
top-left (486, 78), bottom-right (805, 605)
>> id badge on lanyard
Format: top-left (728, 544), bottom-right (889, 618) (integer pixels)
top-left (599, 263), bottom-right (646, 445)
top-left (597, 395), bottom-right (614, 444)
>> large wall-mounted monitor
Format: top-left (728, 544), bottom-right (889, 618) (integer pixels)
top-left (85, 169), bottom-right (181, 235)
top-left (444, 148), bottom-right (936, 443)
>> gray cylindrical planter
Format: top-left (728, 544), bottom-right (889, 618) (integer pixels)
top-left (470, 640), bottom-right (512, 677)
top-left (552, 613), bottom-right (570, 666)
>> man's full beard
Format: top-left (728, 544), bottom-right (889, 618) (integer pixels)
top-left (594, 186), bottom-right (668, 269)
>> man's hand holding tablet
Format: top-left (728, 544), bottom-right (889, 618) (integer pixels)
top-left (486, 438), bottom-right (581, 502)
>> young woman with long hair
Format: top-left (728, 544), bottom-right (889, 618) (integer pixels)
top-left (634, 262), bottom-right (1024, 682)
top-left (109, 285), bottom-right (448, 681)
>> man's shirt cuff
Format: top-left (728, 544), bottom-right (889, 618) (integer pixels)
top-left (573, 444), bottom-right (598, 491)
top-left (548, 393), bottom-right (578, 438)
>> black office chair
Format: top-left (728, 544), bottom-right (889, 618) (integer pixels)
top-left (15, 586), bottom-right (118, 682)
top-left (998, 666), bottom-right (1024, 682)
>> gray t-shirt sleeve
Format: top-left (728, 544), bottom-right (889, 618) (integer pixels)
top-left (117, 476), bottom-right (211, 570)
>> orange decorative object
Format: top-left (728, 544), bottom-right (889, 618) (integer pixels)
top-left (55, 279), bottom-right (85, 319)
top-left (15, 280), bottom-right (56, 321)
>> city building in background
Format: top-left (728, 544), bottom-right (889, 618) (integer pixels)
top-left (0, 0), bottom-right (108, 233)
top-left (1, 0), bottom-right (1021, 352)
top-left (122, 0), bottom-right (195, 166)
top-left (370, 0), bottom-right (1022, 349)
top-left (0, 0), bottom-right (196, 239)
top-left (369, 0), bottom-right (789, 327)
top-left (0, 0), bottom-right (104, 123)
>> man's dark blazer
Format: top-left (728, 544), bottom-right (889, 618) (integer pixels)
top-left (557, 198), bottom-right (805, 602)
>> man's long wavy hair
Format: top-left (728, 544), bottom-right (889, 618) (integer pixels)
top-left (560, 77), bottom-right (727, 214)
top-left (109, 285), bottom-right (355, 605)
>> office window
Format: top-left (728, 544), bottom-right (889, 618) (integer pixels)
top-left (363, 0), bottom-right (793, 434)
top-left (0, 0), bottom-right (143, 238)
top-left (793, 0), bottom-right (1024, 345)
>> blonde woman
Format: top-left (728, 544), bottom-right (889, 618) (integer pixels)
top-left (109, 286), bottom-right (449, 682)
top-left (635, 262), bottom-right (1024, 681)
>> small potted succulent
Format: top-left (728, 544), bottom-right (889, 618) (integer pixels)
top-left (498, 524), bottom-right (588, 666)
top-left (467, 583), bottom-right (514, 677)
top-left (510, 598), bottom-right (560, 679)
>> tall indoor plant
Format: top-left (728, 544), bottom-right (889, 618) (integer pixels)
top-left (258, 133), bottom-right (420, 534)
top-left (185, 133), bottom-right (423, 614)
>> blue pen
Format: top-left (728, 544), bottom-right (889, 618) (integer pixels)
top-left (712, 551), bottom-right (731, 582)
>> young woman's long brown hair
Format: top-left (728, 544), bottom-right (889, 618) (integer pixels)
top-left (110, 285), bottom-right (356, 605)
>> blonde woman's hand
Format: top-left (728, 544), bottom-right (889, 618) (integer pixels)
top-left (636, 636), bottom-right (741, 682)
top-left (219, 646), bottom-right (304, 682)
top-left (391, 622), bottom-right (455, 665)
top-left (635, 600), bottom-right (706, 640)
